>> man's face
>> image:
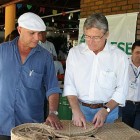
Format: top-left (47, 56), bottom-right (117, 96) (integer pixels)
top-left (17, 27), bottom-right (42, 48)
top-left (132, 46), bottom-right (140, 64)
top-left (39, 31), bottom-right (46, 42)
top-left (84, 27), bottom-right (109, 53)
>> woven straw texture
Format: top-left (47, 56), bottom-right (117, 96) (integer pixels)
top-left (70, 136), bottom-right (101, 140)
top-left (95, 122), bottom-right (140, 140)
top-left (129, 134), bottom-right (140, 140)
top-left (11, 121), bottom-right (140, 140)
top-left (11, 123), bottom-right (54, 140)
top-left (55, 136), bottom-right (101, 140)
top-left (53, 120), bottom-right (97, 138)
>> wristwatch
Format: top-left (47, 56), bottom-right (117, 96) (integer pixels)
top-left (49, 111), bottom-right (59, 115)
top-left (103, 106), bottom-right (111, 113)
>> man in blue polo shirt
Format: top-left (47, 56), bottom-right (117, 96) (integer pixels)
top-left (0, 12), bottom-right (62, 140)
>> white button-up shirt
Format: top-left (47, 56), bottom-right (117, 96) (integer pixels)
top-left (126, 58), bottom-right (140, 101)
top-left (64, 42), bottom-right (129, 106)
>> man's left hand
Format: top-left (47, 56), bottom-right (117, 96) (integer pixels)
top-left (92, 108), bottom-right (108, 129)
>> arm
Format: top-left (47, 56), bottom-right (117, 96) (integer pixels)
top-left (46, 93), bottom-right (63, 129)
top-left (64, 49), bottom-right (86, 128)
top-left (93, 51), bottom-right (129, 128)
top-left (93, 99), bottom-right (118, 128)
top-left (67, 95), bottom-right (86, 129)
top-left (44, 54), bottom-right (62, 129)
top-left (48, 93), bottom-right (59, 113)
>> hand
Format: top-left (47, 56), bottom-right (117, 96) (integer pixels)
top-left (72, 111), bottom-right (87, 129)
top-left (92, 108), bottom-right (108, 129)
top-left (45, 113), bottom-right (63, 130)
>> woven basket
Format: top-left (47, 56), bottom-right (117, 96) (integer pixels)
top-left (129, 133), bottom-right (140, 140)
top-left (55, 136), bottom-right (101, 140)
top-left (95, 122), bottom-right (140, 140)
top-left (53, 120), bottom-right (98, 138)
top-left (11, 123), bottom-right (54, 140)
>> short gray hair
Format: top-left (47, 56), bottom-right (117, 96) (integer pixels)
top-left (83, 13), bottom-right (108, 33)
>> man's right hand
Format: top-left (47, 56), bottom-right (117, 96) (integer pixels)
top-left (66, 95), bottom-right (87, 129)
top-left (72, 111), bottom-right (87, 129)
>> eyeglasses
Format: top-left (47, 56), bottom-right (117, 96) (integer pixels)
top-left (84, 32), bottom-right (106, 42)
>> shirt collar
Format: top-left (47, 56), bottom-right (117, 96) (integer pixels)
top-left (12, 37), bottom-right (42, 53)
top-left (39, 40), bottom-right (48, 44)
top-left (80, 41), bottom-right (111, 54)
top-left (80, 43), bottom-right (91, 53)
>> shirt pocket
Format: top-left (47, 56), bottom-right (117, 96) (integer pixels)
top-left (21, 68), bottom-right (43, 90)
top-left (98, 70), bottom-right (116, 89)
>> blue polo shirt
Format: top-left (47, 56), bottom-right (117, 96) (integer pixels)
top-left (0, 37), bottom-right (62, 136)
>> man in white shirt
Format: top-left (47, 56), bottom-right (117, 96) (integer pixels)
top-left (122, 40), bottom-right (140, 130)
top-left (39, 31), bottom-right (57, 58)
top-left (63, 13), bottom-right (129, 129)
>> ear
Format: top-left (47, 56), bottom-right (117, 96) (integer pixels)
top-left (17, 26), bottom-right (22, 35)
top-left (105, 31), bottom-right (109, 39)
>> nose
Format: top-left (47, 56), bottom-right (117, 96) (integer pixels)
top-left (88, 38), bottom-right (95, 45)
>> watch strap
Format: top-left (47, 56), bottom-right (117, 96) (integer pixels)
top-left (49, 111), bottom-right (58, 115)
top-left (103, 105), bottom-right (111, 113)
